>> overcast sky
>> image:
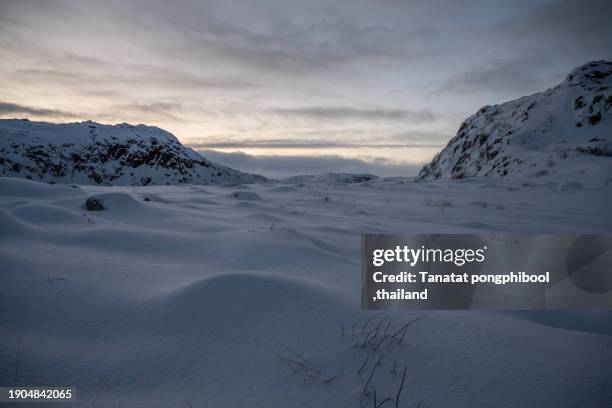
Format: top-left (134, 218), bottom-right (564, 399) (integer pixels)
top-left (1, 0), bottom-right (610, 176)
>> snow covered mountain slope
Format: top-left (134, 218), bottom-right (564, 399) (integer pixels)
top-left (418, 60), bottom-right (612, 183)
top-left (0, 119), bottom-right (266, 186)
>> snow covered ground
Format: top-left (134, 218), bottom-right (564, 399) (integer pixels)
top-left (1, 176), bottom-right (611, 407)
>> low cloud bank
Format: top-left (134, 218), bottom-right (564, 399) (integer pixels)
top-left (196, 150), bottom-right (423, 179)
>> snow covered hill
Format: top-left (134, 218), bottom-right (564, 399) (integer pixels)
top-left (418, 60), bottom-right (612, 183)
top-left (0, 119), bottom-right (266, 186)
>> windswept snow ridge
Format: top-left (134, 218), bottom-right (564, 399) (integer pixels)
top-left (418, 60), bottom-right (612, 182)
top-left (0, 119), bottom-right (266, 186)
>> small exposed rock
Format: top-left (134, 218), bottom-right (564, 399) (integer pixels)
top-left (574, 96), bottom-right (585, 110)
top-left (588, 112), bottom-right (602, 125)
top-left (85, 196), bottom-right (104, 211)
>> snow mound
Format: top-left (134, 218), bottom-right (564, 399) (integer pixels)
top-left (0, 208), bottom-right (33, 237)
top-left (266, 185), bottom-right (298, 193)
top-left (11, 204), bottom-right (84, 225)
top-left (0, 176), bottom-right (83, 199)
top-left (418, 60), bottom-right (612, 183)
top-left (0, 119), bottom-right (266, 186)
top-left (159, 272), bottom-right (344, 334)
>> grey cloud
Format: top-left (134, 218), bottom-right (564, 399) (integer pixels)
top-left (466, 0), bottom-right (612, 95)
top-left (120, 67), bottom-right (257, 91)
top-left (145, 1), bottom-right (434, 73)
top-left (387, 130), bottom-right (451, 144)
top-left (0, 101), bottom-right (81, 119)
top-left (188, 138), bottom-right (444, 150)
top-left (197, 150), bottom-right (421, 179)
top-left (99, 102), bottom-right (185, 122)
top-left (270, 106), bottom-right (435, 123)
top-left (1, 0), bottom-right (435, 77)
top-left (440, 58), bottom-right (550, 95)
top-left (516, 0), bottom-right (612, 56)
top-left (17, 67), bottom-right (257, 91)
top-left (437, 0), bottom-right (612, 98)
top-left (0, 100), bottom-right (185, 123)
top-left (17, 69), bottom-right (92, 84)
